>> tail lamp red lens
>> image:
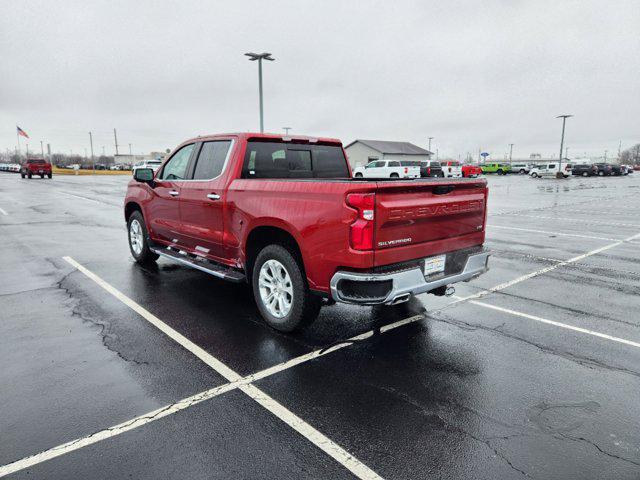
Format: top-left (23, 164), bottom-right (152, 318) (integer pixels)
top-left (346, 193), bottom-right (375, 250)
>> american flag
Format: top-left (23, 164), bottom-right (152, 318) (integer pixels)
top-left (16, 126), bottom-right (29, 139)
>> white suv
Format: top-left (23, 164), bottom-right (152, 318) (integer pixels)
top-left (529, 162), bottom-right (572, 178)
top-left (511, 163), bottom-right (531, 174)
top-left (353, 160), bottom-right (420, 179)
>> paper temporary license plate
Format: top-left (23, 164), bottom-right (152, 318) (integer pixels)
top-left (423, 254), bottom-right (446, 276)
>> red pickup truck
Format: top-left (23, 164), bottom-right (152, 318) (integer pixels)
top-left (124, 133), bottom-right (489, 331)
top-left (21, 158), bottom-right (52, 179)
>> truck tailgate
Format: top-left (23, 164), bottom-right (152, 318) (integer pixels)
top-left (374, 179), bottom-right (487, 265)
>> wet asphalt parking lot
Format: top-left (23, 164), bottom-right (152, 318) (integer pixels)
top-left (1, 171), bottom-right (639, 479)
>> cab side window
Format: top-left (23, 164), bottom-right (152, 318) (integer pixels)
top-left (159, 144), bottom-right (194, 180)
top-left (192, 141), bottom-right (232, 180)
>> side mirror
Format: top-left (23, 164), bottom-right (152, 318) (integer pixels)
top-left (134, 168), bottom-right (154, 184)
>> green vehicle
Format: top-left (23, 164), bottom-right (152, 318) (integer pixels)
top-left (481, 162), bottom-right (511, 175)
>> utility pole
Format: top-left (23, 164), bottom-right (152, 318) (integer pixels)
top-left (556, 114), bottom-right (572, 175)
top-left (283, 127), bottom-right (292, 135)
top-left (508, 143), bottom-right (514, 165)
top-left (102, 146), bottom-right (105, 156)
top-left (40, 140), bottom-right (44, 158)
top-left (428, 137), bottom-right (433, 158)
top-left (47, 144), bottom-right (51, 162)
top-left (604, 150), bottom-right (608, 162)
top-left (565, 147), bottom-right (569, 159)
top-left (245, 52), bottom-right (275, 133)
top-left (617, 140), bottom-right (622, 159)
top-left (89, 132), bottom-right (95, 173)
top-left (113, 128), bottom-right (119, 155)
top-left (129, 143), bottom-right (133, 156)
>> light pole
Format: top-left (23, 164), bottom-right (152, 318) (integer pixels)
top-left (508, 143), bottom-right (514, 165)
top-left (89, 132), bottom-right (95, 173)
top-left (283, 127), bottom-right (292, 135)
top-left (428, 137), bottom-right (433, 158)
top-left (245, 52), bottom-right (275, 133)
top-left (556, 114), bottom-right (572, 174)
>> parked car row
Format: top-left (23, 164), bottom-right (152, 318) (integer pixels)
top-left (571, 163), bottom-right (633, 177)
top-left (0, 163), bottom-right (21, 173)
top-left (352, 159), bottom-right (486, 179)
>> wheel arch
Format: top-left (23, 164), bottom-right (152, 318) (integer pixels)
top-left (244, 224), bottom-right (306, 284)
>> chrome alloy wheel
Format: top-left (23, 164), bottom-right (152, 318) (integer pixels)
top-left (259, 259), bottom-right (293, 318)
top-left (129, 219), bottom-right (144, 255)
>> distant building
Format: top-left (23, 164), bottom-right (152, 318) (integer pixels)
top-left (344, 140), bottom-right (432, 169)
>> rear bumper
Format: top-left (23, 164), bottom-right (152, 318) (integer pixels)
top-left (329, 248), bottom-right (490, 305)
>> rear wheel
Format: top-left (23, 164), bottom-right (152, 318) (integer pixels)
top-left (27, 172), bottom-right (32, 179)
top-left (20, 173), bottom-right (25, 178)
top-left (519, 169), bottom-right (526, 174)
top-left (127, 211), bottom-right (159, 265)
top-left (355, 173), bottom-right (363, 178)
top-left (582, 171), bottom-right (588, 177)
top-left (47, 173), bottom-right (52, 179)
top-left (531, 172), bottom-right (538, 178)
top-left (252, 244), bottom-right (321, 332)
top-left (390, 173), bottom-right (399, 178)
top-left (497, 169), bottom-right (504, 175)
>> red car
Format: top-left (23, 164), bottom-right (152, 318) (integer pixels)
top-left (124, 133), bottom-right (490, 331)
top-left (462, 164), bottom-right (482, 178)
top-left (21, 158), bottom-right (52, 179)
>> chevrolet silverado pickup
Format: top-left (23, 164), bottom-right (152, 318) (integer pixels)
top-left (124, 133), bottom-right (490, 331)
top-left (21, 158), bottom-right (52, 179)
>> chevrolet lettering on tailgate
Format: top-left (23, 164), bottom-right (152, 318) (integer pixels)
top-left (388, 199), bottom-right (484, 221)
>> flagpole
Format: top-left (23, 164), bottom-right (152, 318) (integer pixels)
top-left (16, 129), bottom-right (21, 157)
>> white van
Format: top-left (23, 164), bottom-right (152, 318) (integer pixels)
top-left (529, 163), bottom-right (572, 178)
top-left (352, 160), bottom-right (420, 179)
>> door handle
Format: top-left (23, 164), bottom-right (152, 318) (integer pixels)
top-left (169, 190), bottom-right (179, 196)
top-left (207, 193), bottom-right (221, 200)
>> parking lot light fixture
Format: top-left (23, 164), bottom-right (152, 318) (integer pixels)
top-left (245, 52), bottom-right (275, 133)
top-left (556, 115), bottom-right (573, 174)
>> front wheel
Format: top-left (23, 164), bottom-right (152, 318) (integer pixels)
top-left (27, 173), bottom-right (32, 179)
top-left (252, 244), bottom-right (321, 332)
top-left (127, 211), bottom-right (159, 265)
top-left (47, 173), bottom-right (52, 179)
top-left (354, 173), bottom-right (363, 178)
top-left (531, 172), bottom-right (538, 178)
top-left (390, 173), bottom-right (399, 178)
top-left (582, 172), bottom-right (588, 177)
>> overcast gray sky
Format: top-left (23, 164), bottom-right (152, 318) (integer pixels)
top-left (1, 0), bottom-right (638, 160)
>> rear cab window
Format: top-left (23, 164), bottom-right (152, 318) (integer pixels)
top-left (242, 141), bottom-right (349, 179)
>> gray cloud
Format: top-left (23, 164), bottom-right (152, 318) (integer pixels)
top-left (1, 0), bottom-right (638, 159)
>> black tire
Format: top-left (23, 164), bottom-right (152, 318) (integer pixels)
top-left (127, 211), bottom-right (159, 265)
top-left (20, 173), bottom-right (25, 178)
top-left (390, 173), bottom-right (399, 178)
top-left (496, 169), bottom-right (503, 175)
top-left (40, 174), bottom-right (45, 178)
top-left (47, 173), bottom-right (52, 179)
top-left (355, 173), bottom-right (363, 178)
top-left (531, 172), bottom-right (538, 178)
top-left (27, 172), bottom-right (32, 179)
top-left (519, 169), bottom-right (526, 174)
top-left (252, 244), bottom-right (321, 332)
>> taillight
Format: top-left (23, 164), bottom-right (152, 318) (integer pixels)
top-left (346, 193), bottom-right (375, 250)
top-left (427, 167), bottom-right (431, 175)
top-left (404, 167), bottom-right (408, 174)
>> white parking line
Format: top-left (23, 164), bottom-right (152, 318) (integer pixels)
top-left (0, 206), bottom-right (7, 215)
top-left (487, 224), bottom-right (622, 242)
top-left (22, 256), bottom-right (382, 480)
top-left (0, 311), bottom-right (424, 478)
top-left (454, 231), bottom-right (640, 303)
top-left (501, 214), bottom-right (640, 228)
top-left (468, 300), bottom-right (640, 349)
